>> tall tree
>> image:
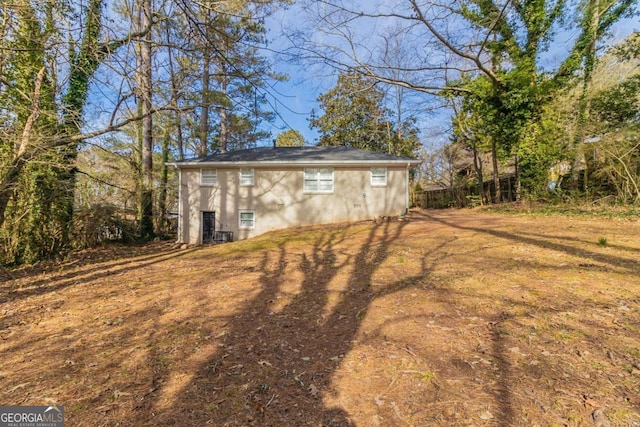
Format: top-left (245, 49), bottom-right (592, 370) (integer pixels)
top-left (209, 12), bottom-right (282, 152)
top-left (311, 72), bottom-right (387, 152)
top-left (137, 0), bottom-right (154, 240)
top-left (311, 72), bottom-right (420, 156)
top-left (175, 0), bottom-right (287, 155)
top-left (293, 0), bottom-right (638, 195)
top-left (0, 0), bottom-right (110, 263)
top-left (59, 0), bottom-right (105, 244)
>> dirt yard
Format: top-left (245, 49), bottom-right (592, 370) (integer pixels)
top-left (1, 208), bottom-right (639, 426)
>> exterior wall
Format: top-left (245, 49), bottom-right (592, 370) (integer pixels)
top-left (178, 165), bottom-right (409, 244)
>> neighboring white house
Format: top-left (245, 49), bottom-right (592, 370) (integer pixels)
top-left (169, 146), bottom-right (421, 244)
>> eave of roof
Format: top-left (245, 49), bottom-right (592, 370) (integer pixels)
top-left (167, 146), bottom-right (421, 168)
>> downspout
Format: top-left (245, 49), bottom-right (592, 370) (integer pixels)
top-left (405, 162), bottom-right (410, 215)
top-left (176, 166), bottom-right (182, 243)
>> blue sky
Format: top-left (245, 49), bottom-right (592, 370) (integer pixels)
top-left (261, 2), bottom-right (639, 148)
top-left (262, 4), bottom-right (324, 145)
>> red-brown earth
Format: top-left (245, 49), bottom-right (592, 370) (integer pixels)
top-left (1, 208), bottom-right (639, 426)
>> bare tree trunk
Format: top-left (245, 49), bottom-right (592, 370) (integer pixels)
top-left (471, 139), bottom-right (486, 205)
top-left (166, 22), bottom-right (185, 161)
top-left (158, 127), bottom-right (170, 233)
top-left (514, 154), bottom-right (521, 201)
top-left (0, 4), bottom-right (9, 91)
top-left (219, 72), bottom-right (229, 153)
top-left (0, 166), bottom-right (21, 229)
top-left (138, 0), bottom-right (154, 240)
top-left (217, 36), bottom-right (229, 153)
top-left (491, 140), bottom-right (501, 203)
top-left (198, 52), bottom-right (211, 157)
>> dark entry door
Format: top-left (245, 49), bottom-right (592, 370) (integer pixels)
top-left (202, 211), bottom-right (215, 243)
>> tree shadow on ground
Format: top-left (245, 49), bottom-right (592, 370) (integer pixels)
top-left (131, 220), bottom-right (408, 426)
top-left (0, 242), bottom-right (176, 282)
top-left (0, 246), bottom-right (198, 303)
top-left (405, 210), bottom-right (640, 425)
top-left (418, 210), bottom-right (639, 269)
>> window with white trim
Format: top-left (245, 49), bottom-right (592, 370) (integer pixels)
top-left (304, 168), bottom-right (334, 193)
top-left (201, 168), bottom-right (217, 185)
top-left (371, 167), bottom-right (387, 186)
top-left (239, 210), bottom-right (255, 228)
top-left (239, 168), bottom-right (254, 186)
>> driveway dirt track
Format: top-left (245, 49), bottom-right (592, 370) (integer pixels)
top-left (1, 208), bottom-right (639, 426)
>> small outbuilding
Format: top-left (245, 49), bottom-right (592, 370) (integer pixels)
top-left (169, 146), bottom-right (420, 244)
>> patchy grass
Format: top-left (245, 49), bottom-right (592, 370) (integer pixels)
top-left (1, 208), bottom-right (639, 426)
top-left (485, 199), bottom-right (640, 220)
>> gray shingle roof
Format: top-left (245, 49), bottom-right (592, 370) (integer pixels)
top-left (173, 146), bottom-right (419, 166)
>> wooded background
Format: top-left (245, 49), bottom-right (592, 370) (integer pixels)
top-left (1, 0), bottom-right (638, 265)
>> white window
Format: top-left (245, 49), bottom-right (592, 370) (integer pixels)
top-left (304, 168), bottom-right (334, 193)
top-left (239, 210), bottom-right (255, 228)
top-left (239, 168), bottom-right (254, 186)
top-left (371, 167), bottom-right (387, 186)
top-left (201, 168), bottom-right (217, 185)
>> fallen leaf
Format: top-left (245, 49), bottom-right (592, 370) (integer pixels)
top-left (308, 384), bottom-right (318, 398)
top-left (8, 383), bottom-right (30, 393)
top-left (479, 410), bottom-right (494, 420)
top-left (592, 408), bottom-right (611, 427)
top-left (583, 396), bottom-right (600, 408)
top-left (374, 396), bottom-right (384, 407)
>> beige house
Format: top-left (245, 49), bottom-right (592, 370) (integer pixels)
top-left (169, 146), bottom-right (420, 244)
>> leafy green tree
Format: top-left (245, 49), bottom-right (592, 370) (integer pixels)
top-left (0, 0), bottom-right (157, 263)
top-left (0, 0), bottom-right (293, 264)
top-left (450, 97), bottom-right (489, 203)
top-left (509, 33), bottom-right (640, 199)
top-left (591, 75), bottom-right (640, 128)
top-left (276, 129), bottom-right (306, 146)
top-left (296, 0), bottom-right (638, 199)
top-left (311, 72), bottom-right (388, 151)
top-left (311, 72), bottom-right (420, 156)
top-left (176, 1), bottom-right (287, 155)
top-left (0, 0), bottom-right (100, 263)
top-left (587, 38), bottom-right (640, 202)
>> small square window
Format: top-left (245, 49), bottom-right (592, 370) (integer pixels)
top-left (240, 168), bottom-right (254, 186)
top-left (239, 210), bottom-right (255, 228)
top-left (201, 169), bottom-right (217, 185)
top-left (371, 167), bottom-right (387, 186)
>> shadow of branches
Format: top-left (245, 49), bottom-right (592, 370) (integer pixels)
top-left (128, 220), bottom-right (407, 426)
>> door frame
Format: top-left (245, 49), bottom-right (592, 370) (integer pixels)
top-left (202, 211), bottom-right (216, 243)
